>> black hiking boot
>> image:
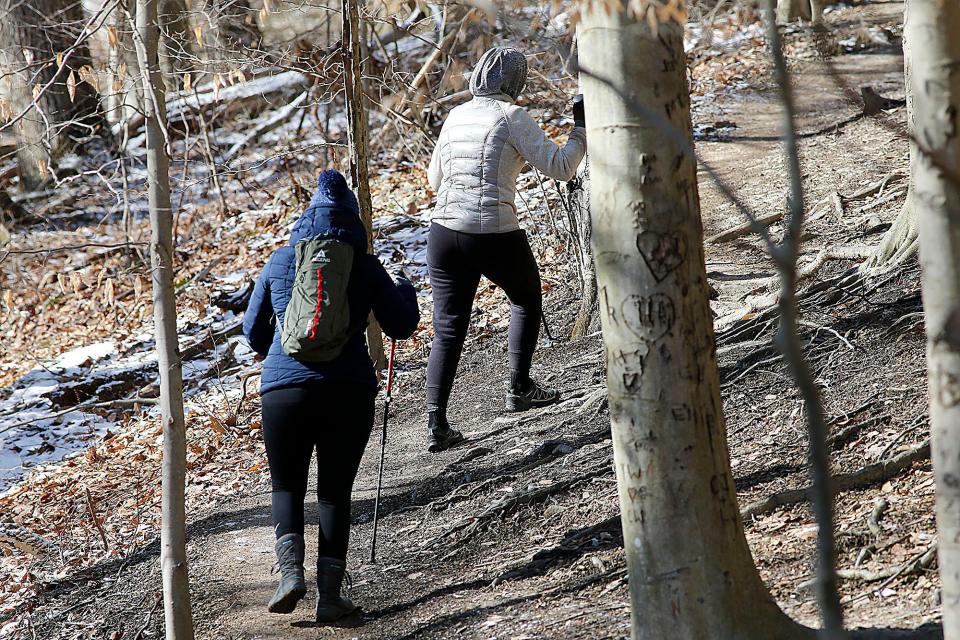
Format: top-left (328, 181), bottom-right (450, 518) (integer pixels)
top-left (426, 412), bottom-right (465, 453)
top-left (504, 378), bottom-right (560, 412)
top-left (315, 557), bottom-right (358, 623)
top-left (267, 533), bottom-right (307, 614)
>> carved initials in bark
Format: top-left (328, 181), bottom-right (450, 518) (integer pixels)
top-left (636, 230), bottom-right (686, 281)
top-left (621, 293), bottom-right (676, 342)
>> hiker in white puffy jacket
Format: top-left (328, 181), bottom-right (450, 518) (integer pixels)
top-left (423, 46), bottom-right (587, 453)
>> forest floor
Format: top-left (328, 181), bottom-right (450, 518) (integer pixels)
top-left (0, 1), bottom-right (944, 638)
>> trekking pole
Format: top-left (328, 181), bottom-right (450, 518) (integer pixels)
top-left (541, 311), bottom-right (556, 344)
top-left (370, 338), bottom-right (397, 564)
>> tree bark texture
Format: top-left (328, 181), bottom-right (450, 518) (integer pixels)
top-left (568, 161), bottom-right (598, 339)
top-left (342, 0), bottom-right (385, 372)
top-left (0, 0), bottom-right (102, 189)
top-left (909, 1), bottom-right (960, 638)
top-left (863, 6), bottom-right (918, 274)
top-left (776, 0), bottom-right (820, 24)
top-left (578, 7), bottom-right (812, 640)
top-left (158, 0), bottom-right (192, 88)
top-left (137, 0), bottom-right (195, 636)
top-left (193, 0), bottom-right (261, 72)
top-left (105, 0), bottom-right (144, 126)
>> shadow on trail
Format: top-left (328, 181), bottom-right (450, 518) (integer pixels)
top-left (850, 624), bottom-right (942, 639)
top-left (386, 567), bottom-right (625, 640)
top-left (735, 462), bottom-right (807, 492)
top-left (363, 514), bottom-right (622, 622)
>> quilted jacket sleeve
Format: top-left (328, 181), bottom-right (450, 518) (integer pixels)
top-left (427, 137), bottom-right (443, 191)
top-left (365, 256), bottom-right (420, 340)
top-left (243, 257), bottom-right (276, 357)
top-left (508, 108), bottom-right (586, 181)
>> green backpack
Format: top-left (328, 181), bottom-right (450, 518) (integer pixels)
top-left (280, 236), bottom-right (354, 361)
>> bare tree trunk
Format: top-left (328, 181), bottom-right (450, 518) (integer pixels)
top-left (776, 0), bottom-right (813, 23)
top-left (862, 11), bottom-right (918, 274)
top-left (908, 1), bottom-right (960, 639)
top-left (579, 7), bottom-right (812, 640)
top-left (158, 0), bottom-right (193, 89)
top-left (106, 0), bottom-right (144, 126)
top-left (568, 162), bottom-right (598, 339)
top-left (764, 2), bottom-right (845, 634)
top-left (136, 0), bottom-right (194, 636)
top-left (0, 0), bottom-right (102, 189)
top-left (194, 0), bottom-right (261, 73)
top-left (342, 0), bottom-right (385, 372)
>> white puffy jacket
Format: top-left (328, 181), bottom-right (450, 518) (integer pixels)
top-left (427, 93), bottom-right (587, 234)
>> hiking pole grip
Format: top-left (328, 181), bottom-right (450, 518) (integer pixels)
top-left (370, 339), bottom-right (397, 563)
top-left (385, 338), bottom-right (397, 399)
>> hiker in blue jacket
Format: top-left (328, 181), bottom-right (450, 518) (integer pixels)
top-left (243, 169), bottom-right (419, 622)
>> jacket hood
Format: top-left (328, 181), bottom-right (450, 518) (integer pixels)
top-left (469, 47), bottom-right (527, 100)
top-left (289, 170), bottom-right (366, 249)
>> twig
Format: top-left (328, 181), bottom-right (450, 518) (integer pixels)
top-left (1, 241), bottom-right (148, 256)
top-left (867, 498), bottom-right (889, 537)
top-left (85, 486), bottom-right (110, 552)
top-left (132, 593), bottom-right (162, 640)
top-left (762, 4), bottom-right (845, 634)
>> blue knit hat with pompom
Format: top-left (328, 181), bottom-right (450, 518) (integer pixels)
top-left (312, 169), bottom-right (359, 215)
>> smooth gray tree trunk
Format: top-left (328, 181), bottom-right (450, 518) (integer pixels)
top-left (776, 0), bottom-right (821, 24)
top-left (909, 1), bottom-right (960, 638)
top-left (137, 0), bottom-right (195, 637)
top-left (342, 0), bottom-right (385, 372)
top-left (579, 7), bottom-right (813, 640)
top-left (862, 5), bottom-right (918, 275)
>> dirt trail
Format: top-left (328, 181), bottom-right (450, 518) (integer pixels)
top-left (184, 26), bottom-right (918, 637)
top-left (20, 4), bottom-right (942, 638)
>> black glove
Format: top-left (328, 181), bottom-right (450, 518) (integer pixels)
top-left (573, 94), bottom-right (585, 128)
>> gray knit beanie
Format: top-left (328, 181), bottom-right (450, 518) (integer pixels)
top-left (469, 47), bottom-right (528, 100)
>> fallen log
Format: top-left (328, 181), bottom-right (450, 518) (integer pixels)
top-left (707, 211), bottom-right (784, 244)
top-left (110, 70), bottom-right (310, 140)
top-left (220, 91), bottom-right (310, 164)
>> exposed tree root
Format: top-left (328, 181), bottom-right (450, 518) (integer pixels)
top-left (858, 194), bottom-right (917, 277)
top-left (490, 514), bottom-right (621, 585)
top-left (737, 245), bottom-right (874, 313)
top-left (800, 542), bottom-right (937, 591)
top-left (741, 439), bottom-right (931, 521)
top-left (826, 414), bottom-right (891, 449)
top-left (422, 458), bottom-right (613, 555)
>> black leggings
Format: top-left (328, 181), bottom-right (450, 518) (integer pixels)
top-left (426, 222), bottom-right (542, 412)
top-left (260, 382), bottom-right (375, 560)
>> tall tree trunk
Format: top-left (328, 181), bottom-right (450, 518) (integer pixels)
top-left (909, 2), bottom-right (960, 639)
top-left (342, 0), bottom-right (386, 372)
top-left (0, 0), bottom-right (102, 189)
top-left (158, 0), bottom-right (192, 89)
top-left (862, 12), bottom-right (918, 275)
top-left (194, 0), bottom-right (261, 73)
top-left (776, 0), bottom-right (813, 23)
top-left (136, 0), bottom-right (194, 637)
top-left (579, 7), bottom-right (812, 639)
top-left (106, 0), bottom-right (144, 126)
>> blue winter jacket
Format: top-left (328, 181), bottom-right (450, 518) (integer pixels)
top-left (243, 170), bottom-right (420, 394)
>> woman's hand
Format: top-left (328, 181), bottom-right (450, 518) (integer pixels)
top-left (573, 95), bottom-right (585, 128)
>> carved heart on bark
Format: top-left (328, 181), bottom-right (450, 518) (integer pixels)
top-left (621, 293), bottom-right (676, 343)
top-left (636, 230), bottom-right (686, 282)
